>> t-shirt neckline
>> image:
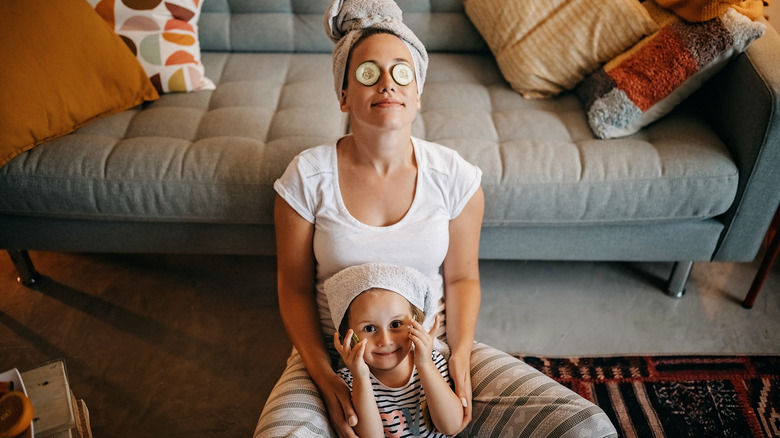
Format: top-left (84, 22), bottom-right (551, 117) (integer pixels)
top-left (332, 135), bottom-right (422, 230)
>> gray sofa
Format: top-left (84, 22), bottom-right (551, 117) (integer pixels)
top-left (2, 0), bottom-right (780, 297)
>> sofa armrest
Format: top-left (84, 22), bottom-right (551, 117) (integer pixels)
top-left (695, 22), bottom-right (780, 262)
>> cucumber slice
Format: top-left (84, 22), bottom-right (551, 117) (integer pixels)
top-left (356, 61), bottom-right (380, 86)
top-left (392, 63), bottom-right (414, 86)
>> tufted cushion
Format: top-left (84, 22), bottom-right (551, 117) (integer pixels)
top-left (0, 53), bottom-right (738, 228)
top-left (199, 0), bottom-right (486, 53)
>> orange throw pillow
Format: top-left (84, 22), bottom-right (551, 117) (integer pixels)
top-left (655, 0), bottom-right (765, 21)
top-left (0, 0), bottom-right (159, 167)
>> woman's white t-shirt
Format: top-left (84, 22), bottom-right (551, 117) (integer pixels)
top-left (274, 136), bottom-right (482, 336)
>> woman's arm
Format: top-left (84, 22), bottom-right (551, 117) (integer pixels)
top-left (442, 186), bottom-right (484, 432)
top-left (274, 195), bottom-right (359, 438)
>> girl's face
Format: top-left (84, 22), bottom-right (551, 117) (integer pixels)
top-left (348, 288), bottom-right (414, 377)
top-left (340, 33), bottom-right (421, 133)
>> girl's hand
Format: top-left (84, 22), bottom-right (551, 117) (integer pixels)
top-left (334, 330), bottom-right (370, 379)
top-left (408, 314), bottom-right (439, 368)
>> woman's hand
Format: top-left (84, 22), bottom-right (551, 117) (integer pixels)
top-left (408, 315), bottom-right (439, 368)
top-left (313, 371), bottom-right (360, 438)
top-left (334, 330), bottom-right (370, 379)
top-left (449, 349), bottom-right (473, 432)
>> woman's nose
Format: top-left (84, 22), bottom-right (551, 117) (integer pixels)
top-left (377, 70), bottom-right (395, 93)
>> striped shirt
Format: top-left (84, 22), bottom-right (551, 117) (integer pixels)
top-left (337, 351), bottom-right (452, 437)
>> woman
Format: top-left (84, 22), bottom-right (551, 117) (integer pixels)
top-left (255, 1), bottom-right (617, 437)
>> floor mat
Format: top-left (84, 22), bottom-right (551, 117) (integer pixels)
top-left (517, 355), bottom-right (780, 438)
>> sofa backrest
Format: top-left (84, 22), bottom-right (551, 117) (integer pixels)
top-left (200, 0), bottom-right (488, 53)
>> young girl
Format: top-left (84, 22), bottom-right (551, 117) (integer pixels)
top-left (326, 263), bottom-right (465, 437)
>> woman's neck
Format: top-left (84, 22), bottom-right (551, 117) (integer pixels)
top-left (343, 130), bottom-right (414, 175)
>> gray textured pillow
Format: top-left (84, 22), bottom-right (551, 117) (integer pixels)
top-left (576, 3), bottom-right (766, 139)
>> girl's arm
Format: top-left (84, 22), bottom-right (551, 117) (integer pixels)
top-left (334, 333), bottom-right (384, 438)
top-left (417, 359), bottom-right (466, 435)
top-left (351, 374), bottom-right (384, 438)
top-left (410, 317), bottom-right (466, 435)
top-left (442, 186), bottom-right (485, 433)
top-left (275, 195), bottom-right (359, 438)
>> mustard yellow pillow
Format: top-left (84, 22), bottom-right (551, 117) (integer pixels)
top-left (0, 0), bottom-right (159, 167)
top-left (464, 0), bottom-right (659, 99)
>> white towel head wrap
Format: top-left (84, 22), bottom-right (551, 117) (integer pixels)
top-left (325, 263), bottom-right (434, 331)
top-left (324, 0), bottom-right (428, 98)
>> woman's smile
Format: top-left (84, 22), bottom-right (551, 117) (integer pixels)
top-left (372, 98), bottom-right (404, 108)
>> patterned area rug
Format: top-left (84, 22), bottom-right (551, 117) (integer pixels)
top-left (518, 355), bottom-right (780, 438)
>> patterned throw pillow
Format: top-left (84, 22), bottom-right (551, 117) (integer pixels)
top-left (464, 0), bottom-right (658, 99)
top-left (89, 0), bottom-right (215, 93)
top-left (576, 1), bottom-right (766, 139)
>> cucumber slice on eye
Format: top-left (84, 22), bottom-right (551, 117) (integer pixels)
top-left (356, 61), bottom-right (380, 86)
top-left (392, 63), bottom-right (414, 86)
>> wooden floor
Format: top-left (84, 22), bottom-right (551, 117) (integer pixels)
top-left (1, 252), bottom-right (288, 437)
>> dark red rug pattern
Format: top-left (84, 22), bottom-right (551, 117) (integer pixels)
top-left (518, 355), bottom-right (780, 438)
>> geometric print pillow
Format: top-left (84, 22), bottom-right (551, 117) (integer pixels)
top-left (88, 0), bottom-right (215, 93)
top-left (576, 1), bottom-right (765, 139)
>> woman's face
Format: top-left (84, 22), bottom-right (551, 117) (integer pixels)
top-left (340, 33), bottom-right (421, 133)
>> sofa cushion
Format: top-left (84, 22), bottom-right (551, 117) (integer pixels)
top-left (463, 0), bottom-right (658, 99)
top-left (415, 54), bottom-right (739, 226)
top-left (0, 0), bottom-right (159, 167)
top-left (88, 0), bottom-right (214, 94)
top-left (0, 53), bottom-right (738, 228)
top-left (0, 53), bottom-right (345, 225)
top-left (199, 0), bottom-right (486, 53)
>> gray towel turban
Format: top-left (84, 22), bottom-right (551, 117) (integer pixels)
top-left (324, 0), bottom-right (428, 98)
top-left (325, 263), bottom-right (434, 331)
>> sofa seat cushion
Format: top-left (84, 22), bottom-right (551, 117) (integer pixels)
top-left (415, 54), bottom-right (738, 227)
top-left (0, 53), bottom-right (738, 228)
top-left (0, 53), bottom-right (345, 225)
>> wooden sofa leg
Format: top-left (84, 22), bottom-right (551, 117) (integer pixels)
top-left (666, 261), bottom-right (693, 298)
top-left (7, 250), bottom-right (40, 286)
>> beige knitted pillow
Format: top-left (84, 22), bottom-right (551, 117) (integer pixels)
top-left (464, 0), bottom-right (658, 99)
